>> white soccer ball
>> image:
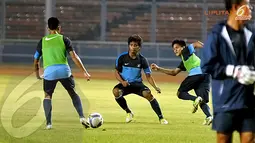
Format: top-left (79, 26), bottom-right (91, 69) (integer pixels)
top-left (88, 113), bottom-right (103, 128)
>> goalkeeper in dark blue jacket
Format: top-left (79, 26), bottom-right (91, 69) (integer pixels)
top-left (201, 0), bottom-right (255, 142)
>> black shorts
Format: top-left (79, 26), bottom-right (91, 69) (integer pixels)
top-left (212, 109), bottom-right (255, 133)
top-left (43, 75), bottom-right (75, 96)
top-left (178, 74), bottom-right (210, 103)
top-left (113, 82), bottom-right (150, 97)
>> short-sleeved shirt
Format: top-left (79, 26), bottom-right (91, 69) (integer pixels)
top-left (34, 35), bottom-right (74, 80)
top-left (177, 44), bottom-right (202, 76)
top-left (115, 52), bottom-right (151, 83)
top-left (177, 61), bottom-right (186, 71)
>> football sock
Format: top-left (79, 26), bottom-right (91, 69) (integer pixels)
top-left (70, 94), bottom-right (84, 118)
top-left (150, 98), bottom-right (163, 119)
top-left (200, 103), bottom-right (211, 118)
top-left (178, 92), bottom-right (196, 101)
top-left (115, 96), bottom-right (131, 113)
top-left (43, 99), bottom-right (52, 125)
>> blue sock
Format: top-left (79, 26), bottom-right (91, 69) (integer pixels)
top-left (150, 98), bottom-right (163, 119)
top-left (178, 92), bottom-right (196, 101)
top-left (71, 94), bottom-right (84, 118)
top-left (200, 103), bottom-right (211, 117)
top-left (43, 99), bottom-right (52, 125)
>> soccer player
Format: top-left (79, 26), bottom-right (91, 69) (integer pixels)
top-left (33, 17), bottom-right (91, 129)
top-left (201, 0), bottom-right (255, 142)
top-left (151, 40), bottom-right (213, 125)
top-left (112, 34), bottom-right (168, 124)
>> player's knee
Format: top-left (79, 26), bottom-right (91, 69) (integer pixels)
top-left (240, 132), bottom-right (254, 143)
top-left (44, 92), bottom-right (52, 99)
top-left (199, 93), bottom-right (209, 103)
top-left (142, 90), bottom-right (153, 101)
top-left (113, 88), bottom-right (121, 97)
top-left (217, 133), bottom-right (232, 143)
top-left (202, 99), bottom-right (209, 104)
top-left (177, 91), bottom-right (181, 99)
top-left (67, 89), bottom-right (78, 97)
top-left (243, 135), bottom-right (254, 143)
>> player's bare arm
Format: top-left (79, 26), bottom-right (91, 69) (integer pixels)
top-left (69, 51), bottom-right (90, 80)
top-left (151, 63), bottom-right (181, 76)
top-left (192, 41), bottom-right (204, 48)
top-left (33, 59), bottom-right (41, 79)
top-left (145, 73), bottom-right (161, 93)
top-left (114, 70), bottom-right (129, 87)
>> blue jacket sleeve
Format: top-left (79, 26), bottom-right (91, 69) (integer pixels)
top-left (201, 33), bottom-right (227, 80)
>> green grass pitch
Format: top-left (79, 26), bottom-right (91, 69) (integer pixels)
top-left (0, 74), bottom-right (240, 143)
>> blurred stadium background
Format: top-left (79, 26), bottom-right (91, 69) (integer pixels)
top-left (1, 0), bottom-right (254, 68)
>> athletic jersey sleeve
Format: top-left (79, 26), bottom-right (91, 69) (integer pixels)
top-left (142, 57), bottom-right (152, 74)
top-left (63, 36), bottom-right (74, 52)
top-left (181, 46), bottom-right (191, 61)
top-left (115, 55), bottom-right (123, 72)
top-left (34, 39), bottom-right (42, 60)
top-left (187, 44), bottom-right (195, 54)
top-left (177, 61), bottom-right (186, 71)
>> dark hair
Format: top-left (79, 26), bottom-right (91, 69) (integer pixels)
top-left (171, 39), bottom-right (186, 48)
top-left (128, 34), bottom-right (143, 47)
top-left (225, 0), bottom-right (244, 12)
top-left (48, 17), bottom-right (60, 30)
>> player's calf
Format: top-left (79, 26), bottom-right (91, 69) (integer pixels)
top-left (142, 90), bottom-right (167, 124)
top-left (43, 92), bottom-right (52, 127)
top-left (112, 88), bottom-right (132, 114)
top-left (177, 91), bottom-right (196, 101)
top-left (200, 102), bottom-right (212, 123)
top-left (67, 89), bottom-right (85, 118)
top-left (67, 89), bottom-right (91, 128)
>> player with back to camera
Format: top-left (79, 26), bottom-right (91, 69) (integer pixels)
top-left (112, 34), bottom-right (168, 124)
top-left (151, 40), bottom-right (213, 125)
top-left (33, 17), bottom-right (91, 129)
top-left (201, 0), bottom-right (255, 142)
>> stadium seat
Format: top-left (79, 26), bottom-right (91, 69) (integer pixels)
top-left (5, 0), bottom-right (247, 42)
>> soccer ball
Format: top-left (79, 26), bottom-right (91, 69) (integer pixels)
top-left (88, 113), bottom-right (103, 128)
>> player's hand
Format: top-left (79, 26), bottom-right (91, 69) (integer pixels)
top-left (151, 63), bottom-right (159, 71)
top-left (36, 72), bottom-right (43, 80)
top-left (121, 81), bottom-right (129, 87)
top-left (236, 66), bottom-right (255, 85)
top-left (84, 72), bottom-right (91, 81)
top-left (193, 41), bottom-right (204, 48)
top-left (155, 87), bottom-right (161, 93)
top-left (36, 75), bottom-right (42, 80)
top-left (226, 65), bottom-right (255, 85)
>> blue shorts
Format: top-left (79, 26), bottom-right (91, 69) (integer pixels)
top-left (212, 109), bottom-right (255, 133)
top-left (44, 64), bottom-right (71, 80)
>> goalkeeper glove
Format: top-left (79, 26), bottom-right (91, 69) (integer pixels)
top-left (226, 65), bottom-right (255, 85)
